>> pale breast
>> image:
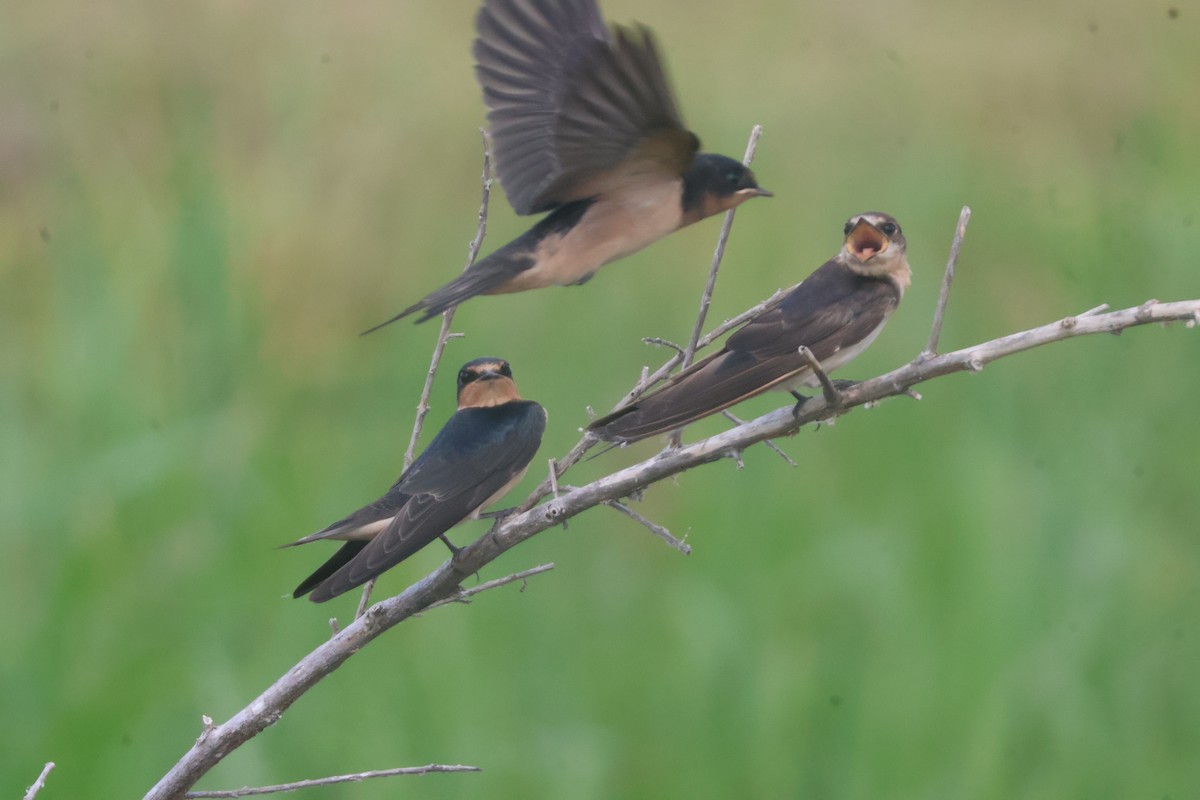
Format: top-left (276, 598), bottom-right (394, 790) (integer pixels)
top-left (525, 178), bottom-right (685, 288)
top-left (464, 466), bottom-right (529, 522)
top-left (776, 315), bottom-right (893, 392)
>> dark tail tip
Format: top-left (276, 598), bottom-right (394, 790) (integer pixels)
top-left (360, 302), bottom-right (426, 336)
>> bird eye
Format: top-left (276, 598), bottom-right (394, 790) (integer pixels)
top-left (881, 222), bottom-right (898, 236)
top-left (458, 369), bottom-right (471, 383)
top-left (843, 221), bottom-right (854, 236)
top-left (499, 362), bottom-right (512, 378)
top-left (726, 171), bottom-right (741, 185)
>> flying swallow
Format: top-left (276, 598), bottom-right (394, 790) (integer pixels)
top-left (286, 358), bottom-right (547, 603)
top-left (588, 212), bottom-right (911, 443)
top-left (363, 0), bottom-right (771, 332)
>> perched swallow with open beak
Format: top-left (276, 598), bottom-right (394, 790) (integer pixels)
top-left (588, 212), bottom-right (910, 443)
top-left (286, 358), bottom-right (546, 603)
top-left (363, 0), bottom-right (771, 332)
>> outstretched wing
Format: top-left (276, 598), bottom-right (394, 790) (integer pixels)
top-left (475, 0), bottom-right (696, 215)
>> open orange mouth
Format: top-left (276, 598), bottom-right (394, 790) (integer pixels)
top-left (846, 220), bottom-right (888, 260)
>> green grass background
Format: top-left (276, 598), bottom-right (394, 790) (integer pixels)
top-left (3, 0), bottom-right (1198, 797)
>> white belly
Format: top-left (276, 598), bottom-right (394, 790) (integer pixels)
top-left (778, 318), bottom-right (889, 392)
top-left (530, 180), bottom-right (684, 286)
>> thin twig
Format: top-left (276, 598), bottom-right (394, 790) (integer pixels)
top-left (184, 765), bottom-right (481, 798)
top-left (358, 131), bottom-right (494, 617)
top-left (669, 125), bottom-right (764, 446)
top-left (722, 410), bottom-right (796, 466)
top-left (425, 563), bottom-right (556, 611)
top-left (353, 578), bottom-right (376, 621)
top-left (642, 337), bottom-right (685, 356)
top-left (681, 124), bottom-right (765, 368)
top-left (921, 205), bottom-right (972, 358)
top-left (402, 130), bottom-right (494, 467)
top-left (622, 287), bottom-right (792, 408)
top-left (23, 762), bottom-right (55, 800)
top-left (797, 346), bottom-right (841, 406)
top-left (547, 458), bottom-right (567, 529)
top-left (605, 500), bottom-right (691, 555)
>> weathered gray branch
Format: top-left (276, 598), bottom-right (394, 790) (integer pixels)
top-left (184, 764), bottom-right (480, 798)
top-left (605, 500), bottom-right (691, 555)
top-left (922, 205), bottom-right (971, 358)
top-left (23, 762), bottom-right (55, 800)
top-left (141, 150), bottom-right (1200, 800)
top-left (144, 290), bottom-right (1199, 799)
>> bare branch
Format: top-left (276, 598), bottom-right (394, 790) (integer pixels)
top-left (353, 578), bottom-right (376, 621)
top-left (669, 125), bottom-right (764, 447)
top-left (403, 130), bottom-right (493, 467)
top-left (797, 346), bottom-right (842, 407)
top-left (681, 124), bottom-right (764, 368)
top-left (605, 500), bottom-right (692, 555)
top-left (641, 336), bottom-right (685, 356)
top-left (425, 563), bottom-right (556, 611)
top-left (147, 295), bottom-right (1200, 799)
top-left (184, 765), bottom-right (481, 798)
top-left (921, 205), bottom-right (972, 358)
top-left (144, 199), bottom-right (1199, 800)
top-left (721, 410), bottom-right (796, 466)
top-left (361, 131), bottom-right (494, 616)
top-left (23, 762), bottom-right (55, 800)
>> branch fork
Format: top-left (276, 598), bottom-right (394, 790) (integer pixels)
top-left (142, 119), bottom-right (1200, 800)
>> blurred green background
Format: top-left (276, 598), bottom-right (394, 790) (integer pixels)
top-left (3, 0), bottom-right (1198, 797)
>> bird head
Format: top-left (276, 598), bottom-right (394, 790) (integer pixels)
top-left (681, 154), bottom-right (772, 222)
top-left (456, 357), bottom-right (521, 408)
top-left (839, 212), bottom-right (908, 276)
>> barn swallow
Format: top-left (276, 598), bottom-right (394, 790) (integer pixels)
top-left (286, 358), bottom-right (546, 603)
top-left (363, 0), bottom-right (771, 332)
top-left (588, 212), bottom-right (910, 443)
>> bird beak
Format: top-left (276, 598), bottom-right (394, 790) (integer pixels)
top-left (845, 219), bottom-right (889, 260)
top-left (476, 369), bottom-right (503, 382)
top-left (738, 187), bottom-right (773, 198)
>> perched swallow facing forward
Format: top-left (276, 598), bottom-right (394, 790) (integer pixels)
top-left (588, 213), bottom-right (911, 443)
top-left (364, 0), bottom-right (771, 332)
top-left (287, 358), bottom-right (546, 602)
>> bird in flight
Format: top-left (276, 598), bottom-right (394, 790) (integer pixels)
top-left (363, 0), bottom-right (771, 332)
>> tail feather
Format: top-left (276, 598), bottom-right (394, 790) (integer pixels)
top-left (589, 349), bottom-right (799, 443)
top-left (359, 300), bottom-right (429, 335)
top-left (361, 250), bottom-right (534, 334)
top-left (292, 540), bottom-right (368, 599)
top-left (589, 358), bottom-right (730, 443)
